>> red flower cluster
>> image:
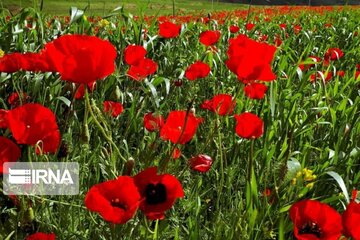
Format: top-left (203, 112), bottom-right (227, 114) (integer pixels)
top-left (200, 94), bottom-right (236, 116)
top-left (134, 167), bottom-right (184, 220)
top-left (43, 35), bottom-right (117, 84)
top-left (6, 103), bottom-right (60, 154)
top-left (124, 45), bottom-right (147, 65)
top-left (85, 176), bottom-right (140, 224)
top-left (324, 48), bottom-right (344, 62)
top-left (343, 201), bottom-right (360, 240)
top-left (0, 35), bottom-right (117, 84)
top-left (0, 53), bottom-right (50, 73)
top-left (290, 198), bottom-right (360, 240)
top-left (244, 83), bottom-right (268, 100)
top-left (159, 21), bottom-right (181, 38)
top-left (74, 82), bottom-right (96, 100)
top-left (103, 101), bottom-right (124, 118)
top-left (199, 30), bottom-right (221, 46)
top-left (124, 45), bottom-right (158, 81)
top-left (185, 61), bottom-right (211, 81)
top-left (8, 91), bottom-right (29, 108)
top-left (298, 56), bottom-right (321, 72)
top-left (234, 112), bottom-right (264, 139)
top-left (85, 167), bottom-right (184, 222)
top-left (160, 110), bottom-right (203, 144)
top-left (143, 112), bottom-right (164, 132)
top-left (26, 232), bottom-right (56, 240)
top-left (226, 34), bottom-right (277, 83)
top-left (245, 23), bottom-right (255, 31)
top-left (189, 154), bottom-right (213, 173)
top-left (0, 109), bottom-right (8, 128)
top-left (229, 25), bottom-right (240, 33)
top-left (0, 136), bottom-right (21, 174)
top-left (290, 199), bottom-right (343, 240)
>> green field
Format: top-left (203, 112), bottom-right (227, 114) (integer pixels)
top-left (2, 0), bottom-right (246, 15)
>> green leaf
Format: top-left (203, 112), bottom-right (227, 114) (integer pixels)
top-left (326, 171), bottom-right (349, 204)
top-left (69, 7), bottom-right (84, 25)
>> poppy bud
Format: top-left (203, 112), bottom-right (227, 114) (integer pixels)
top-left (80, 123), bottom-right (90, 144)
top-left (189, 154), bottom-right (213, 172)
top-left (111, 85), bottom-right (122, 101)
top-left (344, 124), bottom-right (350, 135)
top-left (23, 207), bottom-right (35, 224)
top-left (124, 157), bottom-right (135, 175)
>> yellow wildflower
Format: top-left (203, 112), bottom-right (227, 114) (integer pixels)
top-left (306, 182), bottom-right (314, 189)
top-left (99, 19), bottom-right (110, 28)
top-left (302, 168), bottom-right (317, 181)
top-left (0, 49), bottom-right (4, 58)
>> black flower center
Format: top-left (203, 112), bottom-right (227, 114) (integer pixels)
top-left (299, 222), bottom-right (322, 238)
top-left (145, 183), bottom-right (167, 205)
top-left (110, 198), bottom-right (127, 210)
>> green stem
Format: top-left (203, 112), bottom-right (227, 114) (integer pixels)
top-left (216, 117), bottom-right (224, 207)
top-left (84, 88), bottom-right (127, 170)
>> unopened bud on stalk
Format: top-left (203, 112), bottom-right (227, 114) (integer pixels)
top-left (111, 85), bottom-right (121, 101)
top-left (344, 124), bottom-right (350, 135)
top-left (124, 157), bottom-right (135, 175)
top-left (80, 123), bottom-right (90, 144)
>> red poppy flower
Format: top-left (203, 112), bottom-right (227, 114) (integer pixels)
top-left (0, 109), bottom-right (8, 128)
top-left (21, 52), bottom-right (53, 72)
top-left (244, 83), bottom-right (268, 99)
top-left (226, 34), bottom-right (277, 83)
top-left (84, 176), bottom-right (140, 224)
top-left (127, 58), bottom-right (158, 81)
top-left (172, 147), bottom-right (181, 159)
top-left (42, 34), bottom-right (116, 84)
top-left (299, 56), bottom-right (321, 71)
top-left (234, 112), bottom-right (264, 139)
top-left (0, 53), bottom-right (24, 73)
top-left (310, 71), bottom-right (333, 83)
top-left (103, 101), bottom-right (124, 118)
top-left (185, 61), bottom-right (210, 81)
top-left (245, 23), bottom-right (255, 31)
top-left (0, 137), bottom-right (21, 174)
top-left (342, 200), bottom-right (360, 240)
top-left (279, 23), bottom-right (287, 30)
top-left (289, 199), bottom-right (343, 240)
top-left (356, 64), bottom-right (360, 71)
top-left (74, 82), bottom-right (96, 100)
top-left (6, 103), bottom-right (60, 154)
top-left (199, 30), bottom-right (221, 46)
top-left (124, 45), bottom-right (147, 65)
top-left (159, 22), bottom-right (181, 38)
top-left (274, 37), bottom-right (282, 47)
top-left (26, 232), bottom-right (56, 240)
top-left (262, 188), bottom-right (271, 197)
top-left (200, 94), bottom-right (235, 116)
top-left (160, 110), bottom-right (203, 144)
top-left (336, 70), bottom-right (345, 77)
top-left (324, 48), bottom-right (344, 61)
top-left (229, 25), bottom-right (240, 33)
top-left (356, 71), bottom-right (360, 80)
top-left (8, 92), bottom-right (29, 108)
top-left (293, 25), bottom-right (302, 34)
top-left (134, 167), bottom-right (184, 220)
top-left (144, 112), bottom-right (164, 132)
top-left (189, 154), bottom-right (212, 173)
